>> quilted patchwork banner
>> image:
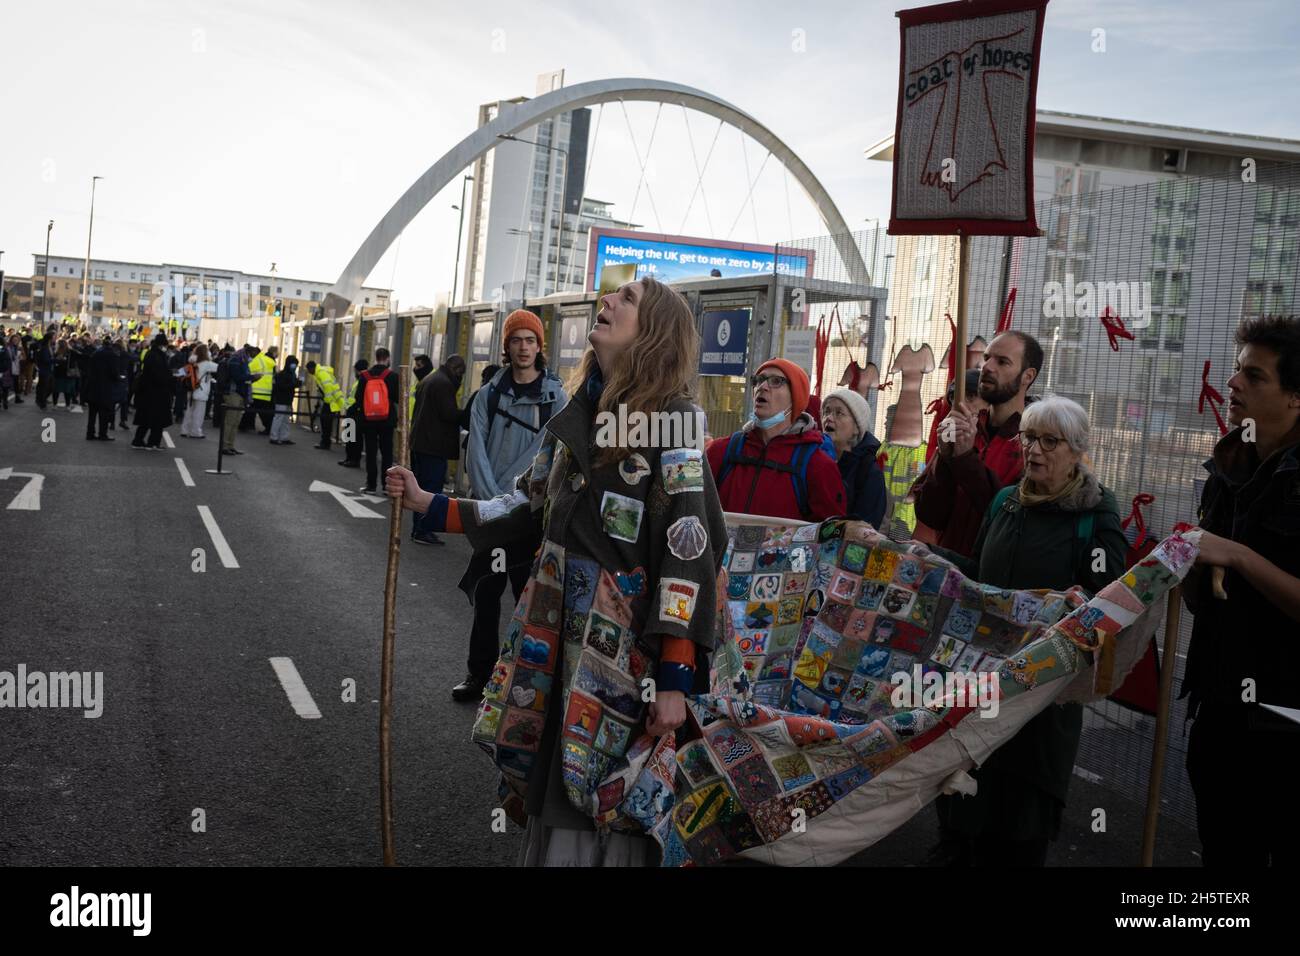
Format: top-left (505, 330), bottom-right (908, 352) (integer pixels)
top-left (471, 507), bottom-right (1193, 866)
top-left (889, 0), bottom-right (1049, 236)
top-left (585, 517), bottom-right (1187, 866)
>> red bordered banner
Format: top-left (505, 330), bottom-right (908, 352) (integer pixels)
top-left (888, 0), bottom-right (1049, 236)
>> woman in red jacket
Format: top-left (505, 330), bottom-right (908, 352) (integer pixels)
top-left (705, 358), bottom-right (845, 522)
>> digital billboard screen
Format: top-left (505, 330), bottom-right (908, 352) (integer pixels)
top-left (587, 228), bottom-right (813, 290)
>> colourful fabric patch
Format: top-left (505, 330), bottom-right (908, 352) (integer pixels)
top-left (615, 566), bottom-right (647, 597)
top-left (519, 627), bottom-right (557, 669)
top-left (661, 448), bottom-right (705, 494)
top-left (658, 577), bottom-right (699, 625)
top-left (600, 490), bottom-right (645, 542)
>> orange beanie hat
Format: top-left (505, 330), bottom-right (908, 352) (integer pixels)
top-left (755, 358), bottom-right (810, 420)
top-left (503, 309), bottom-right (544, 350)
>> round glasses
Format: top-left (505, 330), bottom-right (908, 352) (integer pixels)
top-left (1018, 430), bottom-right (1063, 452)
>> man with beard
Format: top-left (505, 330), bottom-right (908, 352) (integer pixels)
top-left (912, 330), bottom-right (1042, 558)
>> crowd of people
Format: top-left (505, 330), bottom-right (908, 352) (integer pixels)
top-left (9, 298), bottom-right (1299, 869)
top-left (1, 321), bottom-right (390, 455)
top-left (381, 284), bottom-right (1300, 869)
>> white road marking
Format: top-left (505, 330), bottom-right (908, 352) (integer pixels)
top-left (0, 468), bottom-right (45, 510)
top-left (308, 479), bottom-right (384, 519)
top-left (175, 458), bottom-right (195, 487)
top-left (197, 505), bottom-right (239, 568)
top-left (162, 432), bottom-right (175, 449)
top-left (269, 657), bottom-right (322, 719)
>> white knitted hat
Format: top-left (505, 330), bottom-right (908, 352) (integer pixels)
top-left (822, 387), bottom-right (872, 442)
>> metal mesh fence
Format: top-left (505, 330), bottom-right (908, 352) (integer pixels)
top-left (773, 163), bottom-right (1300, 829)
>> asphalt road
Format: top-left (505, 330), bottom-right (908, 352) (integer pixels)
top-left (0, 398), bottom-right (1202, 867)
top-left (1, 399), bottom-right (514, 866)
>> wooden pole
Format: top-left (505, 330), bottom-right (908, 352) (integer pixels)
top-left (380, 363), bottom-right (410, 866)
top-left (1141, 584), bottom-right (1183, 866)
top-left (953, 232), bottom-right (971, 400)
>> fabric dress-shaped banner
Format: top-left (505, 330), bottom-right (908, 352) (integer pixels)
top-left (889, 0), bottom-right (1050, 236)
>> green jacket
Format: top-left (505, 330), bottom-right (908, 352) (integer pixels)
top-left (940, 466), bottom-right (1126, 832)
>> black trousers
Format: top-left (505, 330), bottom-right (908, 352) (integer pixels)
top-left (340, 412), bottom-right (361, 462)
top-left (239, 399), bottom-right (273, 431)
top-left (85, 402), bottom-right (111, 438)
top-left (317, 404), bottom-right (335, 448)
top-left (133, 423), bottom-right (164, 447)
top-left (36, 371), bottom-right (53, 407)
top-left (1187, 706), bottom-right (1300, 866)
top-left (467, 560), bottom-right (531, 681)
top-left (362, 424), bottom-right (394, 490)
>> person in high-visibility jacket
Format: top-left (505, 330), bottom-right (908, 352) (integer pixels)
top-left (246, 345), bottom-right (277, 434)
top-left (305, 360), bottom-right (343, 450)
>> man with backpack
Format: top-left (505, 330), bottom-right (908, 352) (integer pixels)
top-left (705, 358), bottom-right (845, 522)
top-left (452, 310), bottom-right (568, 701)
top-left (354, 347), bottom-right (401, 493)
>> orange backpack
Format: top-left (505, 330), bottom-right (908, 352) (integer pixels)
top-left (361, 368), bottom-right (393, 420)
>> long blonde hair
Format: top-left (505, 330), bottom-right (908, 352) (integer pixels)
top-left (567, 276), bottom-right (700, 465)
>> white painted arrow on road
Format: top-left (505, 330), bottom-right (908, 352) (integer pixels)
top-left (308, 479), bottom-right (385, 519)
top-left (0, 468), bottom-right (45, 510)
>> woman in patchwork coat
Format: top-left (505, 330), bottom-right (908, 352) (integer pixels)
top-left (386, 276), bottom-right (728, 866)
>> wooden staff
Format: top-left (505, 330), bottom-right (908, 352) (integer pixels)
top-left (380, 363), bottom-right (410, 866)
top-left (1141, 584), bottom-right (1182, 866)
top-left (953, 232), bottom-right (971, 400)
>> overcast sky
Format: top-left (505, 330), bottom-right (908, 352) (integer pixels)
top-left (3, 0), bottom-right (1298, 306)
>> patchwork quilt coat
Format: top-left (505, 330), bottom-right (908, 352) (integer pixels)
top-left (453, 383), bottom-right (729, 823)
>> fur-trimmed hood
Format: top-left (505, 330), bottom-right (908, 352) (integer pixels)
top-left (1016, 462), bottom-right (1108, 512)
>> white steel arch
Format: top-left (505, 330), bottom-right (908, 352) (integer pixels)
top-left (323, 77), bottom-right (868, 316)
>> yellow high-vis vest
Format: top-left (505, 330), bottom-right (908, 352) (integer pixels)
top-left (249, 352), bottom-right (276, 401)
top-left (315, 365), bottom-right (344, 413)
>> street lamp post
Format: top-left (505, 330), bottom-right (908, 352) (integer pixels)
top-left (43, 221), bottom-right (53, 325)
top-left (450, 173), bottom-right (474, 307)
top-left (79, 175), bottom-right (102, 327)
top-left (498, 133), bottom-right (568, 296)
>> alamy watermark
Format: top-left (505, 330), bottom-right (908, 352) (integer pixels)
top-left (0, 664), bottom-right (103, 718)
top-left (50, 886), bottom-right (150, 936)
top-left (1042, 273), bottom-right (1150, 326)
top-left (593, 405), bottom-right (707, 450)
top-left (890, 665), bottom-right (999, 718)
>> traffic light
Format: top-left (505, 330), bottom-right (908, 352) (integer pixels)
top-left (273, 299), bottom-right (283, 318)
